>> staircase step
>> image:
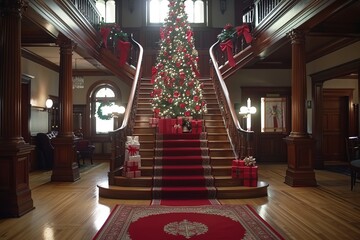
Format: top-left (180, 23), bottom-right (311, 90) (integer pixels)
top-left (154, 156), bottom-right (210, 165)
top-left (152, 186), bottom-right (217, 199)
top-left (205, 125), bottom-right (226, 133)
top-left (203, 114), bottom-right (223, 120)
top-left (155, 147), bottom-right (209, 156)
top-left (209, 148), bottom-right (234, 157)
top-left (156, 139), bottom-right (208, 148)
top-left (154, 176), bottom-right (214, 187)
top-left (154, 165), bottom-right (212, 176)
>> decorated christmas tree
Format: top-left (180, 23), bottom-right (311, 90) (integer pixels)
top-left (150, 0), bottom-right (206, 119)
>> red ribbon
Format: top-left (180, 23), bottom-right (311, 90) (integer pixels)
top-left (236, 24), bottom-right (252, 44)
top-left (127, 145), bottom-right (138, 156)
top-left (100, 27), bottom-right (111, 48)
top-left (186, 30), bottom-right (193, 43)
top-left (151, 66), bottom-right (157, 84)
top-left (117, 40), bottom-right (131, 67)
top-left (220, 40), bottom-right (235, 67)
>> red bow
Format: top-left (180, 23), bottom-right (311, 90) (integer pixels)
top-left (186, 30), bottom-right (193, 43)
top-left (220, 40), bottom-right (235, 67)
top-left (151, 66), bottom-right (157, 84)
top-left (236, 24), bottom-right (252, 44)
top-left (117, 40), bottom-right (131, 67)
top-left (100, 27), bottom-right (111, 48)
top-left (127, 145), bottom-right (138, 156)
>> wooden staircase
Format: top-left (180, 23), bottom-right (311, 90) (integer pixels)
top-left (98, 78), bottom-right (268, 199)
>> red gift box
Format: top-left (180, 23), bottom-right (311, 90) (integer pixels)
top-left (126, 170), bottom-right (141, 178)
top-left (232, 159), bottom-right (245, 167)
top-left (149, 117), bottom-right (159, 127)
top-left (171, 118), bottom-right (182, 134)
top-left (158, 118), bottom-right (174, 134)
top-left (231, 166), bottom-right (240, 179)
top-left (239, 166), bottom-right (258, 187)
top-left (191, 120), bottom-right (203, 133)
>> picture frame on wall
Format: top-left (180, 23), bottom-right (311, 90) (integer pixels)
top-left (261, 97), bottom-right (286, 133)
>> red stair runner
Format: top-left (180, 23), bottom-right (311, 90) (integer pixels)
top-left (152, 132), bottom-right (217, 200)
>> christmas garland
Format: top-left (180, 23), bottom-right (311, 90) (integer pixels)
top-left (217, 24), bottom-right (237, 42)
top-left (97, 102), bottom-right (114, 120)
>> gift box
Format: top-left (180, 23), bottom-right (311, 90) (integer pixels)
top-left (171, 118), bottom-right (183, 134)
top-left (149, 117), bottom-right (159, 127)
top-left (129, 155), bottom-right (141, 168)
top-left (125, 135), bottom-right (140, 162)
top-left (125, 159), bottom-right (141, 178)
top-left (239, 166), bottom-right (258, 187)
top-left (158, 118), bottom-right (173, 134)
top-left (232, 159), bottom-right (245, 167)
top-left (125, 170), bottom-right (141, 178)
top-left (231, 166), bottom-right (240, 179)
top-left (191, 119), bottom-right (203, 133)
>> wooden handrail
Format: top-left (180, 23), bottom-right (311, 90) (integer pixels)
top-left (108, 35), bottom-right (143, 184)
top-left (209, 40), bottom-right (254, 159)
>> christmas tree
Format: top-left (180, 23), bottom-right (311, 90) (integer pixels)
top-left (150, 0), bottom-right (206, 119)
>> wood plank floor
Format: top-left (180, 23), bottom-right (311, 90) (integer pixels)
top-left (1, 160), bottom-right (360, 239)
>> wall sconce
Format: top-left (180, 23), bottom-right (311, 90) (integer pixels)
top-left (45, 98), bottom-right (53, 109)
top-left (220, 0), bottom-right (227, 14)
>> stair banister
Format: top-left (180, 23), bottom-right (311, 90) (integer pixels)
top-left (209, 40), bottom-right (254, 159)
top-left (108, 35), bottom-right (143, 184)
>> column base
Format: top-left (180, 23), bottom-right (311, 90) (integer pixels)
top-left (51, 136), bottom-right (80, 182)
top-left (0, 142), bottom-right (35, 217)
top-left (284, 136), bottom-right (317, 187)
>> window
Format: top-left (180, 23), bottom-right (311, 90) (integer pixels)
top-left (96, 0), bottom-right (116, 23)
top-left (91, 85), bottom-right (119, 134)
top-left (147, 0), bottom-right (207, 25)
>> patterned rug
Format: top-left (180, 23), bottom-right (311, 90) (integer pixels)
top-left (93, 204), bottom-right (285, 240)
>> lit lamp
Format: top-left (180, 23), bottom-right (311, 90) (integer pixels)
top-left (111, 104), bottom-right (126, 129)
top-left (45, 98), bottom-right (53, 109)
top-left (239, 98), bottom-right (256, 131)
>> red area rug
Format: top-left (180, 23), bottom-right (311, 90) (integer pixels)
top-left (152, 132), bottom-right (217, 200)
top-left (93, 204), bottom-right (285, 240)
top-left (151, 199), bottom-right (220, 206)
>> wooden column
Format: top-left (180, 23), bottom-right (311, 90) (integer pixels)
top-left (284, 29), bottom-right (317, 187)
top-left (0, 1), bottom-right (35, 217)
top-left (51, 34), bottom-right (80, 182)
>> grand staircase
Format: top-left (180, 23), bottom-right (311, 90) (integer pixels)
top-left (98, 78), bottom-right (268, 199)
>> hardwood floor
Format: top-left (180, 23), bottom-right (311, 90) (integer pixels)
top-left (1, 161), bottom-right (360, 239)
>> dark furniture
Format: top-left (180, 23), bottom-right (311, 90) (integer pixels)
top-left (75, 139), bottom-right (95, 167)
top-left (36, 132), bottom-right (55, 169)
top-left (345, 136), bottom-right (360, 190)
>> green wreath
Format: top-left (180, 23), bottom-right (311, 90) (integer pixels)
top-left (97, 102), bottom-right (114, 120)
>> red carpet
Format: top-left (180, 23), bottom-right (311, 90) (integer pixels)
top-left (152, 132), bottom-right (217, 200)
top-left (93, 204), bottom-right (285, 240)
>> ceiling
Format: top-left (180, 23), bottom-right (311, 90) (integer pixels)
top-left (20, 1), bottom-right (360, 78)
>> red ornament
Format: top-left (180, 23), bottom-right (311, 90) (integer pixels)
top-left (180, 103), bottom-right (186, 109)
top-left (173, 91), bottom-right (180, 98)
top-left (195, 105), bottom-right (201, 111)
top-left (185, 111), bottom-right (191, 116)
top-left (168, 98), bottom-right (174, 103)
top-left (186, 90), bottom-right (191, 96)
top-left (193, 95), bottom-right (199, 102)
top-left (180, 72), bottom-right (185, 79)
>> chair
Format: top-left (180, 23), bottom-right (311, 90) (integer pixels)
top-left (345, 136), bottom-right (360, 190)
top-left (36, 133), bottom-right (54, 169)
top-left (75, 139), bottom-right (95, 167)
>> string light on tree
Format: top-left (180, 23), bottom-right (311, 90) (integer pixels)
top-left (150, 0), bottom-right (206, 119)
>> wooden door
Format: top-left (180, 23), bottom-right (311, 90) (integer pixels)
top-left (322, 89), bottom-right (351, 163)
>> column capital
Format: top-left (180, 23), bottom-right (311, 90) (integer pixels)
top-left (0, 0), bottom-right (27, 17)
top-left (288, 29), bottom-right (305, 44)
top-left (56, 33), bottom-right (77, 52)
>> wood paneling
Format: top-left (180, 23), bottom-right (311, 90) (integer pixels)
top-left (241, 87), bottom-right (291, 163)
